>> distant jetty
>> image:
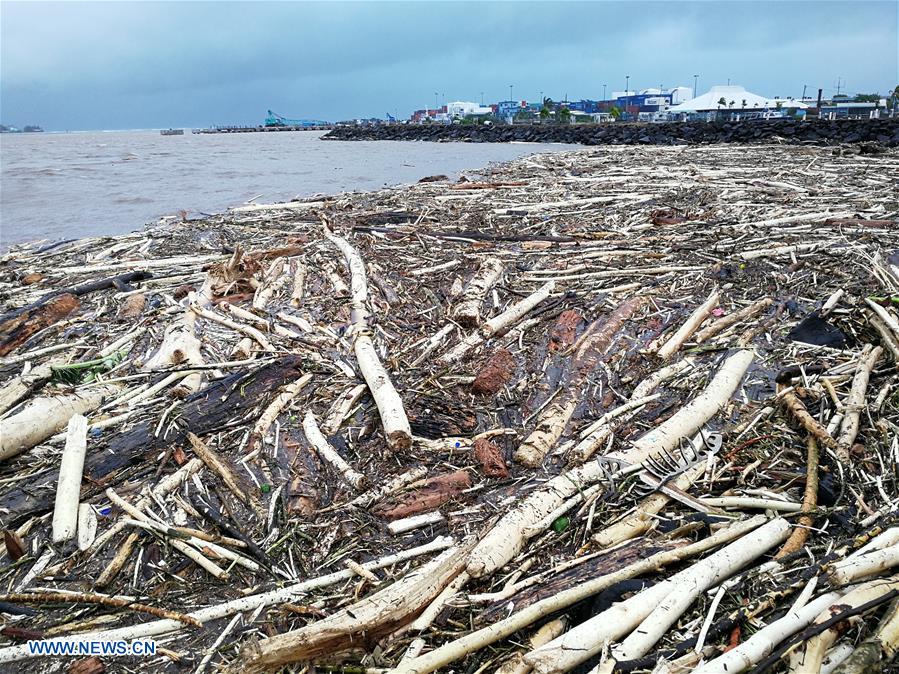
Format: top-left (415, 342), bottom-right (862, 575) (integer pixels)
top-left (192, 124), bottom-right (334, 134)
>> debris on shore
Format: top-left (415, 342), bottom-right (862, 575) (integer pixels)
top-left (0, 142), bottom-right (898, 673)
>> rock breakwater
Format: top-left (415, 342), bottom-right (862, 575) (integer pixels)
top-left (324, 117), bottom-right (899, 146)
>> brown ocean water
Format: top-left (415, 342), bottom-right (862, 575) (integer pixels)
top-left (0, 129), bottom-right (567, 246)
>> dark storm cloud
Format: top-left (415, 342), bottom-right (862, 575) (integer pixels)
top-left (1, 1), bottom-right (896, 130)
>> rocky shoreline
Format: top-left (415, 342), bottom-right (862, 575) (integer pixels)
top-left (324, 117), bottom-right (899, 146)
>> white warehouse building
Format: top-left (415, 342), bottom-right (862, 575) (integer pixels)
top-left (446, 101), bottom-right (493, 118)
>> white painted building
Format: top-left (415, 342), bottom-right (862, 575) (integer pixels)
top-left (446, 101), bottom-right (493, 118)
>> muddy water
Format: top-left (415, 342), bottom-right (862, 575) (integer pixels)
top-left (1, 130), bottom-right (568, 246)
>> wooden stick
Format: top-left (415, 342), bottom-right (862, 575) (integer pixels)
top-left (451, 258), bottom-right (504, 327)
top-left (390, 517), bottom-right (767, 674)
top-left (325, 228), bottom-right (412, 450)
top-left (0, 591), bottom-right (201, 627)
top-left (303, 411), bottom-right (366, 490)
top-left (246, 374), bottom-right (313, 454)
top-left (828, 545), bottom-right (899, 585)
top-left (525, 518), bottom-right (790, 673)
top-left (796, 577), bottom-right (899, 673)
top-left (693, 296), bottom-right (773, 343)
top-left (105, 488), bottom-right (229, 580)
top-left (692, 592), bottom-right (844, 674)
top-left (188, 433), bottom-right (259, 511)
top-left (51, 414), bottom-right (88, 544)
top-left (837, 345), bottom-right (883, 463)
top-left (95, 531), bottom-right (141, 588)
top-left (780, 389), bottom-right (838, 449)
top-left (190, 303), bottom-right (274, 351)
top-left (439, 281), bottom-right (555, 365)
top-left (776, 436), bottom-right (820, 558)
top-left (656, 289), bottom-right (719, 360)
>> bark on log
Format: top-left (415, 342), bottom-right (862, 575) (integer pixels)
top-left (515, 296), bottom-right (646, 467)
top-left (0, 293), bottom-right (79, 357)
top-left (373, 470), bottom-right (472, 520)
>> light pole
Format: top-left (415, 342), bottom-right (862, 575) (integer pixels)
top-left (509, 84), bottom-right (514, 102)
top-left (693, 74), bottom-right (699, 98)
top-left (480, 91), bottom-right (484, 106)
top-left (625, 75), bottom-right (630, 120)
top-left (434, 92), bottom-right (439, 115)
top-left (603, 84), bottom-right (607, 101)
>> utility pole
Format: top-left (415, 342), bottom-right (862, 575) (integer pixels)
top-left (802, 84), bottom-right (808, 100)
top-left (434, 92), bottom-right (438, 114)
top-left (625, 75), bottom-right (630, 120)
top-left (835, 77), bottom-right (842, 96)
top-left (693, 74), bottom-right (699, 98)
top-left (816, 87), bottom-right (823, 118)
top-left (480, 92), bottom-right (484, 106)
top-left (603, 84), bottom-right (607, 101)
top-left (540, 91), bottom-right (543, 105)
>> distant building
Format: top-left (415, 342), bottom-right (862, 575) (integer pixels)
top-left (818, 99), bottom-right (888, 119)
top-left (446, 101), bottom-right (494, 119)
top-left (496, 100), bottom-right (526, 122)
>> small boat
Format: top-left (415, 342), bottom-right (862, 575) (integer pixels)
top-left (160, 128), bottom-right (184, 136)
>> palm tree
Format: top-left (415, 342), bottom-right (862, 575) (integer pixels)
top-left (717, 97), bottom-right (727, 109)
top-left (741, 99), bottom-right (747, 109)
top-left (558, 107), bottom-right (572, 124)
top-left (539, 97), bottom-right (553, 122)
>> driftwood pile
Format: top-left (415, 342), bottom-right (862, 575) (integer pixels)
top-left (0, 143), bottom-right (898, 674)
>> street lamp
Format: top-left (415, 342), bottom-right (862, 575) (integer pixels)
top-left (509, 84), bottom-right (514, 102)
top-left (434, 92), bottom-right (439, 114)
top-left (603, 84), bottom-right (607, 101)
top-left (693, 74), bottom-right (699, 98)
top-left (480, 91), bottom-right (484, 106)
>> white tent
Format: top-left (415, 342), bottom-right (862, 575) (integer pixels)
top-left (668, 85), bottom-right (808, 113)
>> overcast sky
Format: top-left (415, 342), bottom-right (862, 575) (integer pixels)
top-left (2, 1), bottom-right (896, 130)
